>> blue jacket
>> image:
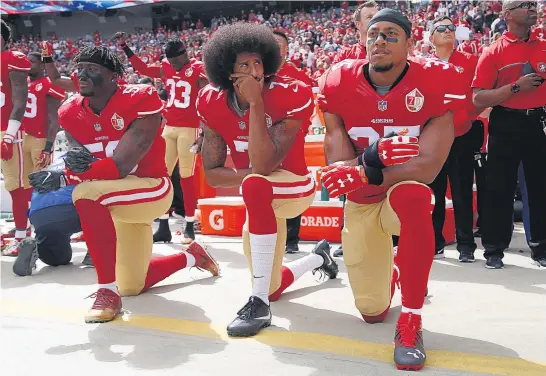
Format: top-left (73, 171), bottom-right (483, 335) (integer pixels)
top-left (28, 153), bottom-right (75, 216)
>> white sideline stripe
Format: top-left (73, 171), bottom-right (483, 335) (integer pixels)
top-left (444, 94), bottom-right (466, 99)
top-left (287, 98), bottom-right (313, 115)
top-left (272, 178), bottom-right (315, 195)
top-left (99, 177), bottom-right (170, 205)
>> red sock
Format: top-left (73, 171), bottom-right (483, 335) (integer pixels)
top-left (269, 266), bottom-right (295, 302)
top-left (180, 176), bottom-right (197, 218)
top-left (241, 176), bottom-right (276, 234)
top-left (142, 253), bottom-right (188, 291)
top-left (389, 184), bottom-right (435, 310)
top-left (74, 199), bottom-right (117, 284)
top-left (10, 188), bottom-right (30, 231)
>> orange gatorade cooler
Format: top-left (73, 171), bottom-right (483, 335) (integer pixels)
top-left (198, 197), bottom-right (246, 236)
top-left (193, 155), bottom-right (216, 199)
top-left (304, 134), bottom-right (326, 192)
top-left (299, 201), bottom-right (344, 242)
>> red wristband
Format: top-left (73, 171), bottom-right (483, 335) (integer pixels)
top-left (66, 157), bottom-right (120, 183)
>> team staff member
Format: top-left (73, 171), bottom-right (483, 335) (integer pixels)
top-left (428, 16), bottom-right (479, 263)
top-left (473, 0), bottom-right (546, 269)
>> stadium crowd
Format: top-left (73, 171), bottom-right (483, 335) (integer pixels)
top-left (8, 0), bottom-right (546, 89)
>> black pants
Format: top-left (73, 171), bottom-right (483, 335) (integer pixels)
top-left (29, 204), bottom-right (82, 266)
top-left (429, 130), bottom-right (477, 254)
top-left (171, 162), bottom-right (185, 215)
top-left (286, 215), bottom-right (301, 246)
top-left (482, 107), bottom-right (546, 260)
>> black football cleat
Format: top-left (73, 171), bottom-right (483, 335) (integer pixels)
top-left (153, 219), bottom-right (172, 243)
top-left (394, 312), bottom-right (426, 371)
top-left (182, 221), bottom-right (195, 245)
top-left (333, 245), bottom-right (343, 257)
top-left (227, 296), bottom-right (272, 337)
top-left (13, 238), bottom-right (39, 277)
top-left (312, 239), bottom-right (338, 279)
top-left (285, 243), bottom-right (299, 254)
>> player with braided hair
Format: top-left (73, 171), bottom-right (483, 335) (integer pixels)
top-left (115, 32), bottom-right (208, 245)
top-left (29, 45), bottom-right (219, 324)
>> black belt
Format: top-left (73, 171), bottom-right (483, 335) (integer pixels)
top-left (499, 106), bottom-right (546, 116)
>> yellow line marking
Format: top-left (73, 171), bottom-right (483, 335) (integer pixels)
top-left (2, 299), bottom-right (545, 376)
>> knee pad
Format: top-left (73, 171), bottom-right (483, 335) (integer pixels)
top-left (354, 296), bottom-right (391, 318)
top-left (389, 183), bottom-right (434, 218)
top-left (241, 175), bottom-right (273, 210)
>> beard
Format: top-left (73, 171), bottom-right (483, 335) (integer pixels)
top-left (372, 63), bottom-right (394, 73)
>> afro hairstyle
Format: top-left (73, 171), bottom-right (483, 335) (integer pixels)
top-left (1, 19), bottom-right (10, 44)
top-left (202, 22), bottom-right (281, 90)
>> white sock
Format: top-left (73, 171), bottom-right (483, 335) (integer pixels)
top-left (401, 306), bottom-right (422, 315)
top-left (98, 282), bottom-right (119, 295)
top-left (249, 232), bottom-right (277, 305)
top-left (15, 230), bottom-right (27, 239)
top-left (285, 253), bottom-right (324, 281)
top-left (159, 214), bottom-right (169, 220)
top-left (185, 216), bottom-right (195, 222)
top-left (183, 251), bottom-right (196, 268)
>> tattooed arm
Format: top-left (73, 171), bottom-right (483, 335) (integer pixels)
top-left (248, 114), bottom-right (302, 176)
top-left (113, 112), bottom-right (162, 177)
top-left (201, 125), bottom-right (252, 188)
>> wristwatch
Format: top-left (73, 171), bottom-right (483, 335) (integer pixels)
top-left (511, 84), bottom-right (520, 93)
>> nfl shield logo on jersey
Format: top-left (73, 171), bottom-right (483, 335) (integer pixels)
top-left (185, 67), bottom-right (193, 77)
top-left (94, 123), bottom-right (102, 132)
top-left (378, 100), bottom-right (388, 111)
top-left (538, 62), bottom-right (546, 73)
top-left (238, 121), bottom-right (246, 130)
top-left (111, 113), bottom-right (125, 131)
top-left (405, 88), bottom-right (425, 113)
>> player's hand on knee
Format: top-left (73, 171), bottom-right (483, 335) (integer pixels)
top-left (29, 170), bottom-right (69, 194)
top-left (320, 164), bottom-right (368, 198)
top-left (64, 147), bottom-right (94, 173)
top-left (361, 129), bottom-right (419, 169)
top-left (0, 135), bottom-right (14, 161)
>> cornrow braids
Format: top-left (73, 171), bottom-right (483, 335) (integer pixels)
top-left (73, 45), bottom-right (126, 76)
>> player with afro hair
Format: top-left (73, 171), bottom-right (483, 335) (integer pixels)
top-left (202, 22), bottom-right (282, 90)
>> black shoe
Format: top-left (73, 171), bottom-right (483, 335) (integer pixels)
top-left (532, 257), bottom-right (546, 268)
top-left (13, 238), bottom-right (39, 277)
top-left (312, 239), bottom-right (338, 279)
top-left (485, 256), bottom-right (504, 269)
top-left (459, 251), bottom-right (475, 263)
top-left (153, 219), bottom-right (172, 243)
top-left (183, 221), bottom-right (195, 244)
top-left (473, 229), bottom-right (482, 237)
top-left (285, 243), bottom-right (299, 254)
top-left (333, 245), bottom-right (343, 257)
top-left (434, 248), bottom-right (445, 259)
top-left (82, 252), bottom-right (94, 267)
top-left (227, 296), bottom-right (272, 337)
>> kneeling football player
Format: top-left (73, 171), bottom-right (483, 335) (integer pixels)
top-left (319, 10), bottom-right (467, 371)
top-left (198, 23), bottom-right (339, 337)
top-left (30, 46), bottom-right (219, 324)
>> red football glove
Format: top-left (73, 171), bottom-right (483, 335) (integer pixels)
top-left (36, 151), bottom-right (52, 170)
top-left (1, 135), bottom-right (15, 161)
top-left (321, 164), bottom-right (368, 198)
top-left (361, 133), bottom-right (420, 169)
top-left (39, 41), bottom-right (53, 62)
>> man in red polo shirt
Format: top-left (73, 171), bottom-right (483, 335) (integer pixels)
top-left (333, 1), bottom-right (378, 63)
top-left (473, 0), bottom-right (546, 269)
top-left (428, 16), bottom-right (480, 263)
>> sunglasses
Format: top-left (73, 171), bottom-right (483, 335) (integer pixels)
top-left (433, 24), bottom-right (456, 33)
top-left (507, 1), bottom-right (536, 10)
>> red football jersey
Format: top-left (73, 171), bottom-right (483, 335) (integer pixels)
top-left (22, 76), bottom-right (65, 138)
top-left (161, 58), bottom-right (207, 128)
top-left (197, 76), bottom-right (314, 177)
top-left (318, 58), bottom-right (467, 204)
top-left (58, 84), bottom-right (167, 179)
top-left (333, 42), bottom-right (367, 64)
top-left (1, 51), bottom-right (31, 132)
